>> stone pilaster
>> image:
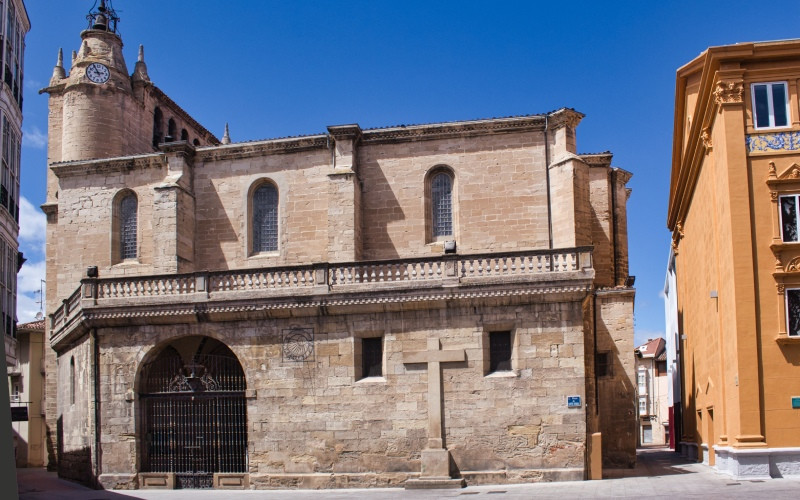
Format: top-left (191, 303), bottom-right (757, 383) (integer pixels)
top-left (548, 153), bottom-right (591, 249)
top-left (326, 125), bottom-right (362, 262)
top-left (153, 142), bottom-right (196, 274)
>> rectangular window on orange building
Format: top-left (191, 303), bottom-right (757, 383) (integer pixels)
top-left (752, 82), bottom-right (789, 129)
top-left (786, 288), bottom-right (800, 337)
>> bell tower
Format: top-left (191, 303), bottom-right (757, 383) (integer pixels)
top-left (41, 0), bottom-right (139, 167)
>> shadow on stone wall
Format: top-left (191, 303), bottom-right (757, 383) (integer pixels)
top-left (56, 416), bottom-right (95, 487)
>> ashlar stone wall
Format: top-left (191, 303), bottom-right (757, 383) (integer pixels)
top-left (93, 298), bottom-right (588, 488)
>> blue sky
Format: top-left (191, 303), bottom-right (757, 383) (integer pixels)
top-left (16, 0), bottom-right (800, 344)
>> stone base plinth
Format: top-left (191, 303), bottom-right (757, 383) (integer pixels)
top-left (137, 472), bottom-right (173, 489)
top-left (421, 448), bottom-right (452, 478)
top-left (405, 477), bottom-right (465, 489)
top-left (214, 473), bottom-right (249, 489)
top-left (713, 446), bottom-right (800, 480)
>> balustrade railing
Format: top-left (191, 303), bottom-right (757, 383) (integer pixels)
top-left (50, 247), bottom-right (592, 338)
top-left (210, 268), bottom-right (316, 291)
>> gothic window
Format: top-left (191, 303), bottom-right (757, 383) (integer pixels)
top-left (70, 356), bottom-right (75, 405)
top-left (361, 337), bottom-right (383, 378)
top-left (786, 288), bottom-right (800, 337)
top-left (252, 182), bottom-right (278, 254)
top-left (152, 107), bottom-right (163, 148)
top-left (780, 195), bottom-right (800, 242)
top-left (167, 118), bottom-right (177, 142)
top-left (432, 172), bottom-right (453, 237)
top-left (752, 82), bottom-right (789, 129)
top-left (120, 195), bottom-right (138, 259)
top-left (489, 331), bottom-right (512, 372)
top-left (112, 191), bottom-right (138, 263)
top-left (426, 167), bottom-right (455, 242)
top-left (180, 129), bottom-right (188, 142)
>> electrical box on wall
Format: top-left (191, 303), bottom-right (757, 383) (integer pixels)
top-left (792, 396), bottom-right (800, 409)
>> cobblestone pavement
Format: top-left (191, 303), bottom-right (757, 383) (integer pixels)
top-left (16, 448), bottom-right (800, 499)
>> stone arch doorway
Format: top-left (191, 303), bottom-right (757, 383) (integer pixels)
top-left (139, 336), bottom-right (247, 489)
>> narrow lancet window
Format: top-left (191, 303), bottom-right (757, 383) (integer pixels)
top-left (120, 194), bottom-right (138, 260)
top-left (253, 183), bottom-right (278, 253)
top-left (431, 172), bottom-right (453, 238)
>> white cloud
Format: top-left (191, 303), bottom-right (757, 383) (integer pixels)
top-left (22, 126), bottom-right (47, 149)
top-left (18, 259), bottom-right (45, 295)
top-left (24, 79), bottom-right (42, 90)
top-left (17, 290), bottom-right (44, 324)
top-left (18, 197), bottom-right (46, 254)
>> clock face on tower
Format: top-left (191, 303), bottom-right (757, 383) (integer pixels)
top-left (86, 62), bottom-right (110, 84)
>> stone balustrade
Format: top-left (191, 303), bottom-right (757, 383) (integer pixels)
top-left (50, 247), bottom-right (592, 340)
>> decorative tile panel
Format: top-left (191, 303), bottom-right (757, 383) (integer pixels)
top-left (747, 132), bottom-right (800, 153)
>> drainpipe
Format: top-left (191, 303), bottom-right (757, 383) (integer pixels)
top-left (544, 114), bottom-right (553, 249)
top-left (91, 328), bottom-right (101, 485)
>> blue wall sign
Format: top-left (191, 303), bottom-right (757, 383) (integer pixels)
top-left (567, 396), bottom-right (581, 408)
top-left (792, 396), bottom-right (800, 409)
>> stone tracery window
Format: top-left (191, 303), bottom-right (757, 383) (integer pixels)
top-left (252, 182), bottom-right (278, 254)
top-left (432, 172), bottom-right (453, 238)
top-left (426, 167), bottom-right (455, 242)
top-left (119, 194), bottom-right (138, 260)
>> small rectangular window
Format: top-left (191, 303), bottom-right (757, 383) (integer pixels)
top-left (752, 82), bottom-right (790, 129)
top-left (489, 331), bottom-right (512, 372)
top-left (780, 195), bottom-right (800, 242)
top-left (596, 352), bottom-right (611, 377)
top-left (638, 372), bottom-right (646, 393)
top-left (361, 337), bottom-right (383, 378)
top-left (639, 397), bottom-right (647, 415)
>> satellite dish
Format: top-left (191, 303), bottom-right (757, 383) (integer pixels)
top-left (35, 312), bottom-right (43, 321)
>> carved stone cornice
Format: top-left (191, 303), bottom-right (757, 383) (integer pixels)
top-left (361, 109), bottom-right (583, 144)
top-left (713, 80), bottom-right (744, 105)
top-left (50, 154), bottom-right (165, 178)
top-left (195, 135), bottom-right (329, 162)
top-left (51, 280), bottom-right (594, 350)
top-left (149, 85), bottom-right (219, 144)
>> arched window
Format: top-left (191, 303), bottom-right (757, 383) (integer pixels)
top-left (180, 129), bottom-right (189, 142)
top-left (430, 170), bottom-right (453, 239)
top-left (167, 118), bottom-right (177, 142)
top-left (152, 107), bottom-right (163, 148)
top-left (192, 138), bottom-right (200, 147)
top-left (114, 193), bottom-right (139, 261)
top-left (252, 183), bottom-right (278, 253)
top-left (70, 356), bottom-right (75, 405)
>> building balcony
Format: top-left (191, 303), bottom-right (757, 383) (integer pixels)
top-left (49, 247), bottom-right (594, 348)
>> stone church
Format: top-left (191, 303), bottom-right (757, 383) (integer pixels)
top-left (41, 2), bottom-right (636, 490)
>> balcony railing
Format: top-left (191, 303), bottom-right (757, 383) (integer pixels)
top-left (50, 247), bottom-right (593, 340)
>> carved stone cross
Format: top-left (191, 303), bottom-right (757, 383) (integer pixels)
top-left (403, 338), bottom-right (466, 487)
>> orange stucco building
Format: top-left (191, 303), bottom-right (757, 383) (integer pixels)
top-left (668, 40), bottom-right (800, 479)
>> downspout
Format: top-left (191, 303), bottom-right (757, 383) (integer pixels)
top-left (593, 293), bottom-right (599, 415)
top-left (91, 328), bottom-right (101, 485)
top-left (544, 114), bottom-right (553, 249)
top-left (610, 169), bottom-right (619, 286)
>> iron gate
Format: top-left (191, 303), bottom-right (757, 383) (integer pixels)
top-left (140, 343), bottom-right (247, 489)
